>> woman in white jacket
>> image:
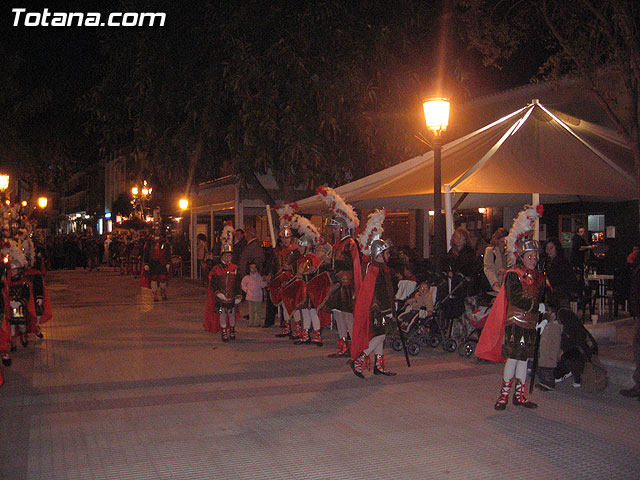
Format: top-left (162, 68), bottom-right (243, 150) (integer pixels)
top-left (483, 228), bottom-right (509, 292)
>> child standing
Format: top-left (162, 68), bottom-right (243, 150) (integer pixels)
top-left (241, 261), bottom-right (269, 327)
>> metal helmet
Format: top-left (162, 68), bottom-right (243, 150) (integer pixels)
top-left (328, 217), bottom-right (349, 232)
top-left (296, 235), bottom-right (314, 248)
top-left (370, 238), bottom-right (392, 260)
top-left (517, 240), bottom-right (540, 256)
top-left (279, 225), bottom-right (293, 238)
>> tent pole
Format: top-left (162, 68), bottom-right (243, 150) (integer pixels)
top-left (445, 184), bottom-right (454, 252)
top-left (532, 193), bottom-right (540, 241)
top-left (423, 210), bottom-right (430, 259)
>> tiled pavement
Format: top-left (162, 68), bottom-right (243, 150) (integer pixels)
top-left (1, 269), bottom-right (639, 480)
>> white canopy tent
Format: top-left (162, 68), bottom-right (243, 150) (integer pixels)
top-left (296, 100), bottom-right (636, 249)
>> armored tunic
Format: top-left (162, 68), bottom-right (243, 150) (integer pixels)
top-left (501, 269), bottom-right (545, 360)
top-left (326, 236), bottom-right (361, 313)
top-left (269, 244), bottom-right (300, 306)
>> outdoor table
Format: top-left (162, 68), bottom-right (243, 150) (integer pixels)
top-left (586, 273), bottom-right (614, 321)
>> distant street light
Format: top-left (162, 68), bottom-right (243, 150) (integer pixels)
top-left (21, 200), bottom-right (27, 207)
top-left (179, 199), bottom-right (189, 210)
top-left (423, 97), bottom-right (450, 274)
top-left (0, 174), bottom-right (9, 192)
top-left (38, 197), bottom-right (48, 209)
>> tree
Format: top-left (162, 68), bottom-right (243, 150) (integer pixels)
top-left (457, 0), bottom-right (640, 200)
top-left (83, 1), bottom-right (472, 202)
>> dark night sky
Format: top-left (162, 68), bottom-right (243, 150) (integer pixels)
top-left (2, 2), bottom-right (537, 103)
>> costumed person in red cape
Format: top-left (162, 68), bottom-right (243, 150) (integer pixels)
top-left (0, 253), bottom-right (11, 386)
top-left (140, 228), bottom-right (170, 301)
top-left (350, 209), bottom-right (397, 378)
top-left (281, 215), bottom-right (331, 346)
top-left (270, 204), bottom-right (302, 339)
top-left (22, 221), bottom-right (52, 339)
top-left (475, 205), bottom-right (547, 410)
top-left (316, 186), bottom-right (362, 358)
top-left (2, 225), bottom-right (37, 352)
top-left (203, 223), bottom-right (242, 342)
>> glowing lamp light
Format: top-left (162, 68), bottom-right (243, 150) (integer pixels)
top-left (179, 199), bottom-right (189, 210)
top-left (4, 200), bottom-right (9, 206)
top-left (141, 188), bottom-right (149, 196)
top-left (428, 210), bottom-right (435, 216)
top-left (116, 215), bottom-right (123, 224)
top-left (423, 98), bottom-right (450, 136)
top-left (478, 207), bottom-right (486, 214)
top-left (21, 200), bottom-right (27, 207)
top-left (2, 256), bottom-right (8, 264)
top-left (132, 187), bottom-right (139, 196)
top-left (0, 175), bottom-right (9, 191)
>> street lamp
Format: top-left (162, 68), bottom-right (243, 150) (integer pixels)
top-left (38, 197), bottom-right (48, 209)
top-left (423, 97), bottom-right (450, 274)
top-left (0, 174), bottom-right (9, 192)
top-left (179, 198), bottom-right (189, 210)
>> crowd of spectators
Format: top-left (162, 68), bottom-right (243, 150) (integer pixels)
top-left (37, 230), bottom-right (190, 272)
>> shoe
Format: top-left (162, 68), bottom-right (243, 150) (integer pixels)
top-left (513, 380), bottom-right (537, 409)
top-left (494, 379), bottom-right (513, 410)
top-left (620, 387), bottom-right (640, 398)
top-left (373, 354), bottom-right (396, 376)
top-left (572, 381), bottom-right (581, 388)
top-left (555, 372), bottom-right (572, 383)
top-left (1, 354), bottom-right (10, 367)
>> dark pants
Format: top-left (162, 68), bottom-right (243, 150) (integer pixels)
top-left (554, 348), bottom-right (586, 383)
top-left (264, 293), bottom-right (277, 327)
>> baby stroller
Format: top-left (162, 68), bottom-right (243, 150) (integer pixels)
top-left (455, 291), bottom-right (494, 357)
top-left (390, 273), bottom-right (468, 356)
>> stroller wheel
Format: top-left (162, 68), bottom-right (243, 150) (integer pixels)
top-left (444, 338), bottom-right (458, 353)
top-left (418, 335), bottom-right (429, 347)
top-left (408, 342), bottom-right (420, 356)
top-left (462, 341), bottom-right (476, 358)
top-left (391, 337), bottom-right (404, 352)
top-left (429, 335), bottom-right (441, 348)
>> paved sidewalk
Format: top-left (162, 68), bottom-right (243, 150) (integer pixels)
top-left (1, 269), bottom-right (639, 480)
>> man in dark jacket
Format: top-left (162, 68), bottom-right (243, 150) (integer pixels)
top-left (237, 226), bottom-right (264, 278)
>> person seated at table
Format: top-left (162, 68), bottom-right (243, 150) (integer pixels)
top-left (542, 237), bottom-right (580, 308)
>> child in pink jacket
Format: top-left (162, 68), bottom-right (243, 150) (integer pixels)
top-left (241, 261), bottom-right (269, 326)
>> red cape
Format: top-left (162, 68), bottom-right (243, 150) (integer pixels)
top-left (474, 284), bottom-right (508, 362)
top-left (24, 269), bottom-right (52, 324)
top-left (203, 263), bottom-right (240, 333)
top-left (351, 263), bottom-right (379, 360)
top-left (0, 283), bottom-right (10, 351)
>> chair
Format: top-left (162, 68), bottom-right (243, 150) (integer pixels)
top-left (613, 266), bottom-right (631, 317)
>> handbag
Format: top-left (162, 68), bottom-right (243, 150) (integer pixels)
top-left (580, 357), bottom-right (609, 393)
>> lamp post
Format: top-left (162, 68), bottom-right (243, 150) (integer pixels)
top-left (131, 181), bottom-right (152, 219)
top-left (38, 197), bottom-right (48, 209)
top-left (179, 198), bottom-right (189, 211)
top-left (423, 98), bottom-right (450, 274)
